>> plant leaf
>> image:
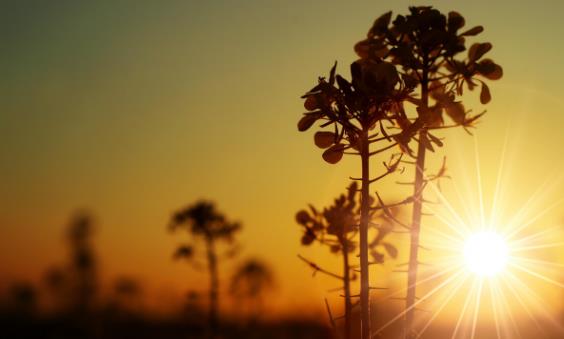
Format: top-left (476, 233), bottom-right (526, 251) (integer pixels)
top-left (304, 96), bottom-right (318, 111)
top-left (468, 42), bottom-right (492, 61)
top-left (297, 113), bottom-right (319, 132)
top-left (480, 82), bottom-right (491, 104)
top-left (420, 133), bottom-right (435, 152)
top-left (382, 242), bottom-right (398, 259)
top-left (448, 11), bottom-right (465, 31)
top-left (314, 131), bottom-right (336, 149)
top-left (445, 102), bottom-right (466, 124)
top-left (301, 233), bottom-right (315, 245)
top-left (354, 40), bottom-right (370, 59)
top-left (173, 245), bottom-right (194, 260)
top-left (374, 62), bottom-right (400, 90)
top-left (370, 11), bottom-right (392, 36)
top-left (428, 133), bottom-right (443, 147)
top-left (478, 59), bottom-right (503, 80)
top-left (370, 250), bottom-right (384, 264)
top-left (295, 210), bottom-right (311, 225)
top-left (329, 62), bottom-right (337, 85)
top-left (322, 144), bottom-right (345, 164)
top-left (460, 26), bottom-right (483, 36)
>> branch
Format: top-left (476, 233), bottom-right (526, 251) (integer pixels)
top-left (395, 181), bottom-right (416, 186)
top-left (369, 153), bottom-right (404, 184)
top-left (327, 286), bottom-right (344, 293)
top-left (372, 192), bottom-right (412, 230)
top-left (428, 78), bottom-right (457, 92)
top-left (324, 298), bottom-right (337, 331)
top-left (369, 142), bottom-right (398, 156)
top-left (425, 156), bottom-right (450, 191)
top-left (370, 196), bottom-right (414, 211)
top-left (298, 254), bottom-right (344, 280)
top-left (368, 133), bottom-right (402, 144)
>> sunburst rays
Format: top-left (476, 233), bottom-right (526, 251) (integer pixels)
top-left (374, 128), bottom-right (564, 338)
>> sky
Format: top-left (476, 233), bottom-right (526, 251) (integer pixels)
top-left (1, 0), bottom-right (564, 323)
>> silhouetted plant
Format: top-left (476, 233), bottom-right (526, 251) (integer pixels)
top-left (296, 182), bottom-right (398, 339)
top-left (229, 259), bottom-right (274, 323)
top-left (298, 56), bottom-right (409, 339)
top-left (110, 276), bottom-right (143, 316)
top-left (168, 200), bottom-right (241, 336)
top-left (39, 212), bottom-right (99, 321)
top-left (183, 290), bottom-right (205, 322)
top-left (66, 211), bottom-right (98, 314)
top-left (42, 266), bottom-right (70, 314)
top-left (8, 282), bottom-right (37, 316)
top-left (355, 6), bottom-right (503, 337)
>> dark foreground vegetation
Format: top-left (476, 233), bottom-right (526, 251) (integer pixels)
top-left (0, 311), bottom-right (332, 339)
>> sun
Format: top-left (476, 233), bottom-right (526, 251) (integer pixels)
top-left (373, 131), bottom-right (564, 338)
top-left (463, 231), bottom-right (508, 277)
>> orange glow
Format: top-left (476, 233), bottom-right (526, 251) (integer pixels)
top-left (0, 2), bottom-right (563, 338)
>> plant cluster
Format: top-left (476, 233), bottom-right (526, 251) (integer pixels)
top-left (296, 6), bottom-right (502, 339)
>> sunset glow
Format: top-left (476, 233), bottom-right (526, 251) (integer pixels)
top-left (1, 2), bottom-right (564, 339)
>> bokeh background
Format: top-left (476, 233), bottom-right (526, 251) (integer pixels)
top-left (1, 0), bottom-right (563, 337)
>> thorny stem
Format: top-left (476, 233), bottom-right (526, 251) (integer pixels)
top-left (206, 236), bottom-right (219, 338)
top-left (342, 239), bottom-right (352, 339)
top-left (405, 66), bottom-right (429, 339)
top-left (359, 128), bottom-right (371, 339)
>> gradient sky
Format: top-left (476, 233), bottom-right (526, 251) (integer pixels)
top-left (1, 0), bottom-right (563, 320)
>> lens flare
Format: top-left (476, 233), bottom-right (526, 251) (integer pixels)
top-left (463, 231), bottom-right (508, 277)
top-left (374, 129), bottom-right (564, 339)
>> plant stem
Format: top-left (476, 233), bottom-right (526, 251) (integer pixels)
top-left (359, 129), bottom-right (371, 339)
top-left (342, 239), bottom-right (352, 339)
top-left (206, 237), bottom-right (219, 337)
top-left (405, 68), bottom-right (429, 339)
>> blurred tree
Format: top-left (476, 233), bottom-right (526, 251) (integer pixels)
top-left (168, 200), bottom-right (241, 336)
top-left (296, 182), bottom-right (398, 339)
top-left (66, 211), bottom-right (98, 314)
top-left (42, 266), bottom-right (69, 313)
top-left (355, 6), bottom-right (503, 337)
top-left (298, 56), bottom-right (409, 339)
top-left (111, 276), bottom-right (143, 316)
top-left (229, 259), bottom-right (274, 323)
top-left (183, 290), bottom-right (205, 323)
top-left (40, 211), bottom-right (98, 319)
top-left (8, 282), bottom-right (37, 316)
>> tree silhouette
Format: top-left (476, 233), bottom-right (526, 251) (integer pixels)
top-left (39, 211), bottom-right (99, 322)
top-left (183, 290), bottom-right (205, 323)
top-left (298, 57), bottom-right (409, 339)
top-left (355, 6), bottom-right (503, 337)
top-left (110, 276), bottom-right (143, 316)
top-left (43, 266), bottom-right (68, 312)
top-left (168, 200), bottom-right (241, 336)
top-left (229, 259), bottom-right (274, 323)
top-left (296, 182), bottom-right (398, 339)
top-left (7, 282), bottom-right (37, 317)
top-left (66, 211), bottom-right (98, 315)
